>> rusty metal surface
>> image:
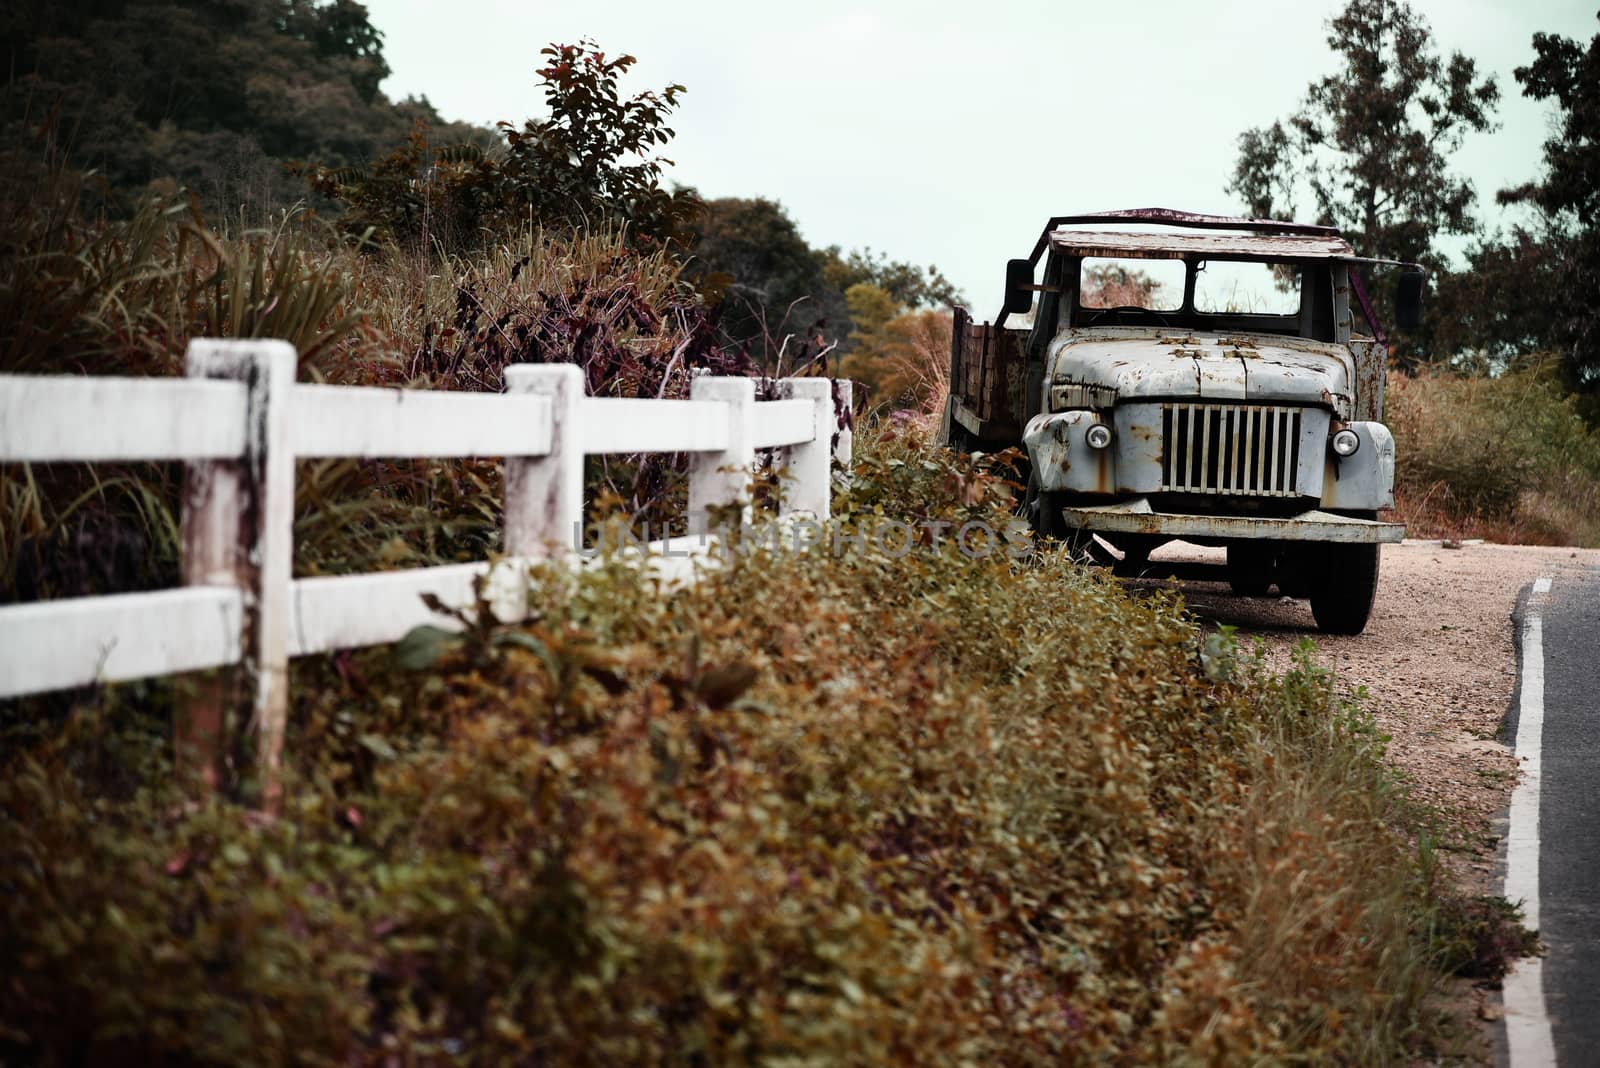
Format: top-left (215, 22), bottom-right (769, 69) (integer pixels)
top-left (1056, 498), bottom-right (1405, 544)
top-left (942, 306), bottom-right (970, 444)
top-left (950, 396), bottom-right (985, 437)
top-left (1045, 329), bottom-right (1355, 412)
top-left (999, 208), bottom-right (1382, 327)
top-left (1349, 340), bottom-right (1388, 422)
top-left (1320, 422), bottom-right (1396, 511)
top-left (1040, 207), bottom-right (1339, 237)
top-left (1024, 410), bottom-right (1115, 495)
top-left (1019, 209), bottom-right (1341, 275)
top-left (1047, 229), bottom-right (1356, 262)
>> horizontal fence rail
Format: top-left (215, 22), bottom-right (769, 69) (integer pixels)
top-left (0, 587), bottom-right (246, 694)
top-left (287, 562), bottom-right (525, 657)
top-left (0, 340), bottom-right (851, 799)
top-left (580, 398), bottom-right (733, 454)
top-left (0, 375), bottom-right (251, 461)
top-left (290, 383), bottom-right (556, 458)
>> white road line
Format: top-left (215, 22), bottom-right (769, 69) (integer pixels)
top-left (1504, 576), bottom-right (1556, 1067)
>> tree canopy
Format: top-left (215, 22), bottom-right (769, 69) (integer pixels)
top-left (681, 197), bottom-right (961, 370)
top-left (1228, 0), bottom-right (1499, 352)
top-left (2, 5), bottom-right (965, 394)
top-left (2, 0), bottom-right (480, 218)
top-left (1497, 13), bottom-right (1600, 394)
top-left (1229, 0), bottom-right (1499, 266)
top-left (498, 42), bottom-right (698, 242)
top-left (308, 40), bottom-right (699, 252)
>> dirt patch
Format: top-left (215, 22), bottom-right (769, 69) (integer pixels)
top-left (1122, 538), bottom-right (1600, 1060)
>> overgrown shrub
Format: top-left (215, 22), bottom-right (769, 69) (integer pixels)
top-left (1387, 362), bottom-right (1600, 545)
top-left (307, 41), bottom-right (699, 255)
top-left (1, 427), bottom-right (1482, 1065)
top-left (0, 157), bottom-right (374, 602)
top-left (1, 159), bottom-right (754, 602)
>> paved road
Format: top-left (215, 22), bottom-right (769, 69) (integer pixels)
top-left (1509, 569), bottom-right (1600, 1066)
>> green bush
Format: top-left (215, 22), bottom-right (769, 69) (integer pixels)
top-left (1387, 362), bottom-right (1600, 545)
top-left (1, 428), bottom-right (1474, 1065)
top-left (308, 41), bottom-right (700, 255)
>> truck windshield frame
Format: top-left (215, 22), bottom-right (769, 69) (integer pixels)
top-left (1068, 254), bottom-right (1319, 339)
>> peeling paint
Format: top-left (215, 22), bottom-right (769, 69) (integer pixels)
top-left (1048, 229), bottom-right (1356, 261)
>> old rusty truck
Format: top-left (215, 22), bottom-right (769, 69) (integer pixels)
top-left (942, 208), bottom-right (1424, 634)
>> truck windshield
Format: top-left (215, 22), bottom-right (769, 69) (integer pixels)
top-left (1080, 257), bottom-right (1184, 311)
top-left (1194, 260), bottom-right (1301, 316)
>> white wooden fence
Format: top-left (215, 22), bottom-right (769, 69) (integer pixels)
top-left (0, 339), bottom-right (851, 794)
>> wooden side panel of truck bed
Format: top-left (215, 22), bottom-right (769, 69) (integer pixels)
top-left (947, 306), bottom-right (1027, 446)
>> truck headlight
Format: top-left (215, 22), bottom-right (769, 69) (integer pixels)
top-left (1085, 423), bottom-right (1113, 450)
top-left (1330, 428), bottom-right (1361, 456)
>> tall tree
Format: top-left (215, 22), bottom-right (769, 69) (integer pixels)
top-left (277, 0), bottom-right (391, 103)
top-left (1228, 0), bottom-right (1498, 293)
top-left (1496, 13), bottom-right (1600, 396)
top-left (313, 40), bottom-right (696, 253)
top-left (817, 246), bottom-right (961, 311)
top-left (1425, 228), bottom-right (1566, 372)
top-left (837, 285), bottom-right (952, 412)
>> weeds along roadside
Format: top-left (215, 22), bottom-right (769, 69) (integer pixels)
top-left (1387, 363), bottom-right (1600, 547)
top-left (1, 425), bottom-right (1518, 1065)
top-left (0, 159), bottom-right (376, 600)
top-left (0, 167), bottom-right (754, 601)
top-left (0, 157), bottom-right (1526, 1061)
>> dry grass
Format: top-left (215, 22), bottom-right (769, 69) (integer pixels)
top-left (1386, 365), bottom-right (1600, 547)
top-left (0, 431), bottom-right (1488, 1065)
top-left (0, 155), bottom-right (1516, 1062)
top-left (1213, 643), bottom-right (1447, 1059)
top-left (883, 307), bottom-right (953, 417)
top-left (341, 223), bottom-right (691, 386)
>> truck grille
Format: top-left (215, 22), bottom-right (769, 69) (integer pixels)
top-left (1160, 403), bottom-right (1303, 497)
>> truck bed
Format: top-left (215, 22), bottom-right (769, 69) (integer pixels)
top-left (946, 307), bottom-right (1028, 448)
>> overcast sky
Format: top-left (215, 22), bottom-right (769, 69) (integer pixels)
top-left (365, 0), bottom-right (1595, 311)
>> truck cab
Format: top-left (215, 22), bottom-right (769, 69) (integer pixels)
top-left (942, 209), bottom-right (1421, 634)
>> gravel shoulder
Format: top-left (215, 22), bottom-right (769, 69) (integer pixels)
top-left (1124, 538), bottom-right (1600, 1058)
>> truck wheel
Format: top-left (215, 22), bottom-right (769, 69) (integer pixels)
top-left (1308, 543), bottom-right (1381, 635)
top-left (1225, 544), bottom-right (1274, 597)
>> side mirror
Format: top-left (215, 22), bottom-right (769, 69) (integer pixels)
top-left (1003, 258), bottom-right (1034, 315)
top-left (1395, 269), bottom-right (1425, 331)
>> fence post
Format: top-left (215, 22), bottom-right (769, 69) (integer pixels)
top-left (832, 380), bottom-right (854, 496)
top-left (688, 376), bottom-right (755, 536)
top-left (774, 378), bottom-right (835, 520)
top-left (503, 363), bottom-right (584, 561)
top-left (177, 339), bottom-right (295, 806)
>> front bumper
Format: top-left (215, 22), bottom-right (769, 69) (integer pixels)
top-left (1024, 406), bottom-right (1396, 511)
top-left (1056, 497), bottom-right (1405, 544)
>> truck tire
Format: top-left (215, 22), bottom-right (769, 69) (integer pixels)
top-left (1226, 544), bottom-right (1274, 597)
top-left (1308, 543), bottom-right (1381, 635)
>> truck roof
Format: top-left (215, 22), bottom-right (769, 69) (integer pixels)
top-left (1046, 227), bottom-right (1356, 262)
top-left (1019, 209), bottom-right (1369, 266)
top-left (1044, 207), bottom-right (1338, 237)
